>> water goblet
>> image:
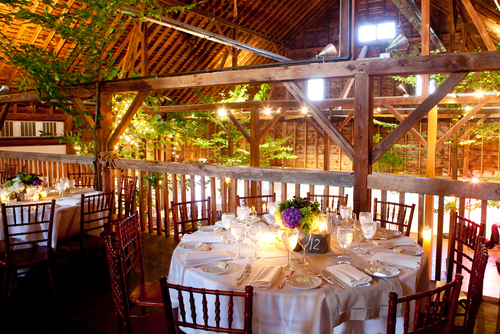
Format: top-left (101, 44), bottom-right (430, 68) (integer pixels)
top-left (248, 206), bottom-right (257, 224)
top-left (221, 213), bottom-right (235, 244)
top-left (56, 181), bottom-right (66, 201)
top-left (25, 186), bottom-right (35, 202)
top-left (68, 179), bottom-right (76, 196)
top-left (360, 213), bottom-right (377, 255)
top-left (1, 188), bottom-right (10, 204)
top-left (231, 222), bottom-right (247, 259)
top-left (236, 206), bottom-right (249, 223)
top-left (267, 201), bottom-right (279, 231)
top-left (41, 176), bottom-right (49, 188)
top-left (52, 178), bottom-right (59, 188)
top-left (248, 226), bottom-right (262, 260)
top-left (281, 230), bottom-right (298, 270)
top-left (351, 214), bottom-right (365, 251)
top-left (297, 229), bottom-right (312, 265)
top-left (337, 226), bottom-right (353, 265)
top-left (340, 205), bottom-right (352, 221)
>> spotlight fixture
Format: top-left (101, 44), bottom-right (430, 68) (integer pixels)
top-left (387, 34), bottom-right (409, 51)
top-left (0, 85), bottom-right (9, 93)
top-left (316, 44), bottom-right (338, 59)
top-left (396, 83), bottom-right (409, 97)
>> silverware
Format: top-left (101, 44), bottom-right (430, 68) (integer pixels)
top-left (203, 246), bottom-right (214, 252)
top-left (321, 270), bottom-right (345, 289)
top-left (376, 260), bottom-right (415, 271)
top-left (237, 264), bottom-right (252, 286)
top-left (237, 264), bottom-right (250, 281)
top-left (277, 270), bottom-right (294, 289)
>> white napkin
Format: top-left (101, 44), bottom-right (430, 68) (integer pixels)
top-left (372, 237), bottom-right (417, 246)
top-left (181, 250), bottom-right (231, 266)
top-left (250, 266), bottom-right (281, 289)
top-left (326, 264), bottom-right (372, 288)
top-left (57, 198), bottom-right (81, 206)
top-left (370, 250), bottom-right (422, 269)
top-left (180, 233), bottom-right (223, 243)
top-left (262, 214), bottom-right (274, 225)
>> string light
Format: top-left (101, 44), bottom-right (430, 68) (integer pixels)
top-left (264, 108), bottom-right (271, 115)
top-left (476, 91), bottom-right (483, 98)
top-left (465, 106), bottom-right (472, 111)
top-left (301, 107), bottom-right (307, 114)
top-left (218, 108), bottom-right (226, 117)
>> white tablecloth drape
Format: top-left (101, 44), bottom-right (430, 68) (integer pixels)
top-left (168, 230), bottom-right (429, 334)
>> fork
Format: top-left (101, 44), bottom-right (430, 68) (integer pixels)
top-left (237, 264), bottom-right (250, 281)
top-left (203, 246), bottom-right (214, 252)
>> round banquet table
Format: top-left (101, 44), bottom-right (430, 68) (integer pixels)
top-left (168, 225), bottom-right (429, 334)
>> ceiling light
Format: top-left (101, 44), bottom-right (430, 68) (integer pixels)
top-left (302, 107), bottom-right (308, 114)
top-left (316, 44), bottom-right (338, 59)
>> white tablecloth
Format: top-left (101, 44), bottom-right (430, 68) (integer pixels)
top-left (168, 230), bottom-right (429, 334)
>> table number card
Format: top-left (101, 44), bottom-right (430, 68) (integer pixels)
top-left (304, 233), bottom-right (330, 254)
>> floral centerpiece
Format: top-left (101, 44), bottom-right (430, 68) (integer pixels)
top-left (277, 197), bottom-right (321, 233)
top-left (3, 172), bottom-right (42, 194)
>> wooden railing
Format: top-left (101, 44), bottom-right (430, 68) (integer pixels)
top-left (1, 150), bottom-right (499, 281)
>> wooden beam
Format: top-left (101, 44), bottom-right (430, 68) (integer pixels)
top-left (0, 137), bottom-right (62, 146)
top-left (70, 97), bottom-right (95, 128)
top-left (458, 112), bottom-right (492, 142)
top-left (337, 45), bottom-right (368, 108)
top-left (0, 103), bottom-right (11, 132)
top-left (226, 111), bottom-right (251, 142)
top-left (256, 108), bottom-right (286, 142)
top-left (5, 113), bottom-right (67, 121)
top-left (384, 104), bottom-right (428, 148)
top-left (461, 0), bottom-right (497, 51)
top-left (282, 81), bottom-right (354, 161)
top-left (353, 73), bottom-right (373, 214)
top-left (108, 92), bottom-right (149, 149)
top-left (338, 115), bottom-right (353, 130)
top-left (304, 115), bottom-right (325, 138)
top-left (250, 107), bottom-right (260, 195)
top-left (371, 72), bottom-right (468, 163)
top-left (436, 102), bottom-right (486, 148)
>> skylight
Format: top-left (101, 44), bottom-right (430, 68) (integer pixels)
top-left (358, 22), bottom-right (396, 42)
top-left (307, 79), bottom-right (324, 101)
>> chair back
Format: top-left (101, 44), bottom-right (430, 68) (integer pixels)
top-left (1, 200), bottom-right (56, 266)
top-left (0, 171), bottom-right (10, 184)
top-left (170, 197), bottom-right (211, 244)
top-left (80, 192), bottom-right (114, 237)
top-left (3, 164), bottom-right (16, 178)
top-left (446, 212), bottom-right (485, 282)
top-left (104, 236), bottom-right (133, 334)
top-left (387, 274), bottom-right (463, 334)
top-left (115, 212), bottom-right (144, 285)
top-left (373, 198), bottom-right (415, 237)
top-left (236, 193), bottom-right (276, 215)
top-left (305, 193), bottom-right (348, 214)
top-left (117, 176), bottom-right (137, 219)
top-left (68, 172), bottom-right (96, 188)
top-left (160, 276), bottom-right (253, 334)
top-left (463, 237), bottom-right (488, 334)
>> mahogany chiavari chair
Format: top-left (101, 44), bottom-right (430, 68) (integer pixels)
top-left (170, 197), bottom-right (212, 244)
top-left (305, 193), bottom-right (348, 214)
top-left (446, 212), bottom-right (485, 283)
top-left (115, 212), bottom-right (163, 309)
top-left (0, 171), bottom-right (10, 184)
top-left (67, 172), bottom-right (96, 188)
top-left (58, 192), bottom-right (113, 269)
top-left (103, 175), bottom-right (138, 238)
top-left (160, 276), bottom-right (253, 334)
top-left (236, 193), bottom-right (276, 215)
top-left (373, 198), bottom-right (416, 237)
top-left (3, 164), bottom-right (16, 178)
top-left (0, 200), bottom-right (58, 307)
top-left (104, 237), bottom-right (166, 334)
top-left (387, 274), bottom-right (463, 334)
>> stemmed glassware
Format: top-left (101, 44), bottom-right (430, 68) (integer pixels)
top-left (25, 186), bottom-right (35, 202)
top-left (236, 206), bottom-right (249, 223)
top-left (248, 206), bottom-right (257, 223)
top-left (281, 230), bottom-right (298, 270)
top-left (337, 226), bottom-right (353, 265)
top-left (267, 202), bottom-right (279, 231)
top-left (221, 213), bottom-right (235, 244)
top-left (56, 181), bottom-right (66, 201)
top-left (1, 188), bottom-right (10, 204)
top-left (231, 222), bottom-right (247, 259)
top-left (68, 179), bottom-right (76, 196)
top-left (360, 212), bottom-right (377, 255)
top-left (351, 213), bottom-right (365, 252)
top-left (41, 176), bottom-right (49, 188)
top-left (248, 226), bottom-right (262, 260)
top-left (340, 205), bottom-right (352, 221)
top-left (297, 229), bottom-right (312, 265)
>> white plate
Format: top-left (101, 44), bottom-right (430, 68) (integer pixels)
top-left (375, 229), bottom-right (402, 239)
top-left (178, 241), bottom-right (208, 251)
top-left (200, 262), bottom-right (233, 275)
top-left (364, 265), bottom-right (400, 278)
top-left (394, 248), bottom-right (424, 256)
top-left (285, 275), bottom-right (322, 290)
top-left (199, 226), bottom-right (224, 233)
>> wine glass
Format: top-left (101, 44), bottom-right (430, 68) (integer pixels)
top-left (41, 176), bottom-right (49, 188)
top-left (297, 229), bottom-right (312, 265)
top-left (236, 206), bottom-right (249, 223)
top-left (52, 178), bottom-right (59, 188)
top-left (267, 202), bottom-right (279, 231)
top-left (360, 213), bottom-right (377, 255)
top-left (281, 230), bottom-right (298, 270)
top-left (25, 186), bottom-right (35, 202)
top-left (340, 205), bottom-right (352, 221)
top-left (231, 222), bottom-right (247, 259)
top-left (56, 181), bottom-right (66, 201)
top-left (221, 213), bottom-right (235, 244)
top-left (351, 213), bottom-right (365, 251)
top-left (248, 206), bottom-right (257, 224)
top-left (68, 179), bottom-right (76, 196)
top-left (337, 226), bottom-right (353, 265)
top-left (248, 226), bottom-right (262, 260)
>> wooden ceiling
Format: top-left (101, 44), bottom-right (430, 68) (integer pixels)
top-left (1, 0), bottom-right (500, 106)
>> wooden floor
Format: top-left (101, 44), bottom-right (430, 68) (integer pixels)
top-left (1, 232), bottom-right (499, 334)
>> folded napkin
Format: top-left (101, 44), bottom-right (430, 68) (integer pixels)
top-left (181, 250), bottom-right (231, 266)
top-left (370, 250), bottom-right (422, 269)
top-left (372, 237), bottom-right (417, 246)
top-left (326, 264), bottom-right (372, 288)
top-left (180, 233), bottom-right (223, 243)
top-left (250, 266), bottom-right (281, 289)
top-left (262, 214), bottom-right (274, 225)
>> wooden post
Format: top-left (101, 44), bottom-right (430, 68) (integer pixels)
top-left (250, 107), bottom-right (260, 196)
top-left (96, 93), bottom-right (113, 192)
top-left (323, 134), bottom-right (330, 197)
top-left (353, 73), bottom-right (373, 214)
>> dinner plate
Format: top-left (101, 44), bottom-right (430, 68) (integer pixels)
top-left (199, 226), bottom-right (224, 233)
top-left (364, 265), bottom-right (400, 278)
top-left (200, 262), bottom-right (233, 275)
top-left (178, 241), bottom-right (208, 251)
top-left (394, 248), bottom-right (424, 256)
top-left (375, 229), bottom-right (402, 239)
top-left (285, 275), bottom-right (322, 290)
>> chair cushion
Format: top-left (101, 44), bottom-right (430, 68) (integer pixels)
top-left (0, 246), bottom-right (49, 267)
top-left (131, 311), bottom-right (168, 334)
top-left (130, 280), bottom-right (164, 307)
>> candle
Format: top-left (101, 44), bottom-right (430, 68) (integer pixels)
top-left (40, 191), bottom-right (48, 198)
top-left (261, 231), bottom-right (277, 245)
top-left (1, 195), bottom-right (8, 204)
top-left (33, 193), bottom-right (40, 202)
top-left (318, 213), bottom-right (328, 233)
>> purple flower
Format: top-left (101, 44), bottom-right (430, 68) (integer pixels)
top-left (32, 177), bottom-right (42, 186)
top-left (281, 207), bottom-right (303, 229)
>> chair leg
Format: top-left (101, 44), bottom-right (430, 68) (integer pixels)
top-left (1, 268), bottom-right (10, 308)
top-left (47, 259), bottom-right (59, 307)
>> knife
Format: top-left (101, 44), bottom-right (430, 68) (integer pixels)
top-left (237, 265), bottom-right (252, 286)
top-left (237, 264), bottom-right (250, 281)
top-left (321, 270), bottom-right (346, 289)
top-left (277, 270), bottom-right (295, 289)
